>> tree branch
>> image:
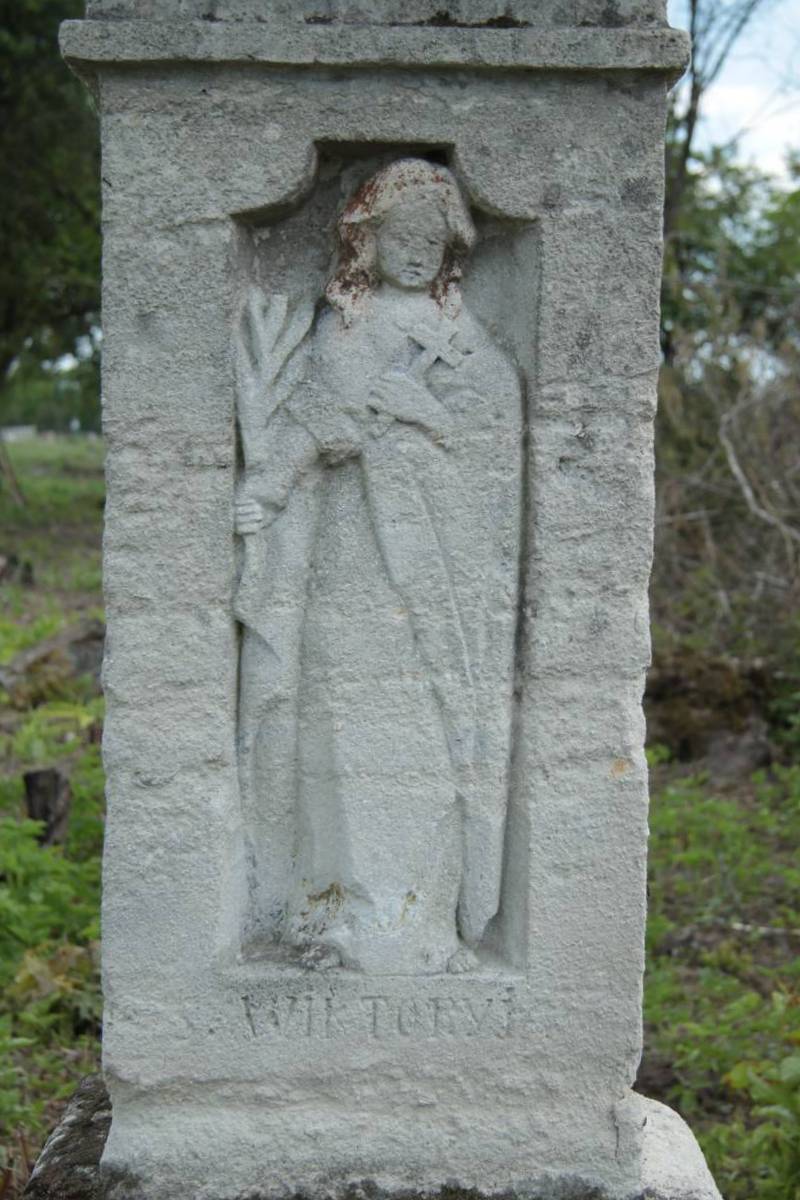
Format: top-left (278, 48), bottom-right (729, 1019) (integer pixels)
top-left (719, 408), bottom-right (800, 547)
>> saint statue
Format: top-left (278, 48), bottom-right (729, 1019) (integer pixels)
top-left (235, 159), bottom-right (522, 975)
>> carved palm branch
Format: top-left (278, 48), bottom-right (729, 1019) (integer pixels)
top-left (234, 288), bottom-right (315, 467)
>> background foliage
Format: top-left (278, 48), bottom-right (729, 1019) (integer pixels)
top-left (0, 437), bottom-right (105, 1196)
top-left (1, 1), bottom-right (799, 1197)
top-left (0, 0), bottom-right (100, 432)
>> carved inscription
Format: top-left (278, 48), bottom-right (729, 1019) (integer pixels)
top-left (240, 989), bottom-right (515, 1041)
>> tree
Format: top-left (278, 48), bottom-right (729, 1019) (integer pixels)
top-left (0, 1), bottom-right (100, 385)
top-left (662, 0), bottom-right (783, 363)
top-left (665, 0), bottom-right (777, 244)
top-left (654, 149), bottom-right (800, 671)
top-left (653, 1), bottom-right (800, 677)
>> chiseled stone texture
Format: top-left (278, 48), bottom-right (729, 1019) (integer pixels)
top-left (84, 1), bottom-right (668, 26)
top-left (57, 6), bottom-right (720, 1200)
top-left (23, 1075), bottom-right (111, 1200)
top-left (23, 1084), bottom-right (721, 1200)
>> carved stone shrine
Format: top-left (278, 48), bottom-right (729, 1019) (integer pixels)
top-left (61, 4), bottom-right (721, 1198)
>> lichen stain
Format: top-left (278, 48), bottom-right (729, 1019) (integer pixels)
top-left (400, 890), bottom-right (417, 922)
top-left (308, 881), bottom-right (345, 910)
top-left (343, 174), bottom-right (381, 223)
top-left (610, 757), bottom-right (633, 779)
top-left (294, 882), bottom-right (346, 937)
top-left (429, 243), bottom-right (460, 309)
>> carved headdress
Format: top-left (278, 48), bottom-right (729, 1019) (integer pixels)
top-left (326, 158), bottom-right (476, 322)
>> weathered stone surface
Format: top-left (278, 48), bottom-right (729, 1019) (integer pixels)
top-left (231, 158), bottom-right (521, 975)
top-left (22, 1082), bottom-right (717, 1200)
top-left (58, 4), bottom-right (717, 1199)
top-left (24, 1075), bottom-right (111, 1200)
top-left (639, 1098), bottom-right (724, 1200)
top-left (62, 22), bottom-right (689, 79)
top-left (83, 2), bottom-right (669, 27)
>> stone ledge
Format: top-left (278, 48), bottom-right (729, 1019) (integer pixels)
top-left (24, 1078), bottom-right (720, 1200)
top-left (60, 20), bottom-right (690, 77)
top-left (84, 0), bottom-right (668, 24)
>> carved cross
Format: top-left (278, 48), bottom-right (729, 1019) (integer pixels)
top-left (407, 323), bottom-right (463, 380)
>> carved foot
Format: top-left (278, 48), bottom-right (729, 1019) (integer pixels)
top-left (299, 942), bottom-right (342, 971)
top-left (447, 945), bottom-right (478, 974)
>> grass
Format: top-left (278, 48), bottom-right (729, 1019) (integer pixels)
top-left (1, 435), bottom-right (103, 602)
top-left (1, 436), bottom-right (799, 1197)
top-left (0, 436), bottom-right (104, 1196)
top-left (643, 760), bottom-right (800, 1198)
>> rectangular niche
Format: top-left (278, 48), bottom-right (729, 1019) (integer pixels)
top-left (228, 143), bottom-right (539, 978)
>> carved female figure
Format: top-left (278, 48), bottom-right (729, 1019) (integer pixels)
top-left (235, 159), bottom-right (522, 975)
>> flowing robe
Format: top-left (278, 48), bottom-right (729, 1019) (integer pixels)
top-left (236, 287), bottom-right (522, 974)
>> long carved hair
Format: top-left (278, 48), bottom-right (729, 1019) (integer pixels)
top-left (326, 159), bottom-right (476, 324)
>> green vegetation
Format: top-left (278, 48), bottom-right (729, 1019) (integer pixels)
top-left (654, 4), bottom-right (800, 682)
top-left (655, 141), bottom-right (800, 677)
top-left (0, 435), bottom-right (104, 608)
top-left (0, 1), bottom-right (101, 429)
top-left (0, 437), bottom-right (104, 1195)
top-left (644, 754), bottom-right (800, 1198)
top-left (1, 438), bottom-right (799, 1198)
top-left (0, 1), bottom-right (798, 1194)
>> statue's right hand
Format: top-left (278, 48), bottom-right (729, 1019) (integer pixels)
top-left (235, 499), bottom-right (265, 536)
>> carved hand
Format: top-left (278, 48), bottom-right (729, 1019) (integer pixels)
top-left (235, 499), bottom-right (265, 537)
top-left (368, 372), bottom-right (452, 443)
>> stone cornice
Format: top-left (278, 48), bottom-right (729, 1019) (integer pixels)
top-left (61, 19), bottom-right (690, 83)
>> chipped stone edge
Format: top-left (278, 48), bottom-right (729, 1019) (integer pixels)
top-left (24, 1079), bottom-right (721, 1200)
top-left (60, 20), bottom-right (690, 79)
top-left (98, 1180), bottom-right (709, 1200)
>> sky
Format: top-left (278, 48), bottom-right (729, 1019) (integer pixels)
top-left (667, 0), bottom-right (800, 179)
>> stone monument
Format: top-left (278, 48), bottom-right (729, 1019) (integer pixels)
top-left (61, 4), bottom-right (722, 1198)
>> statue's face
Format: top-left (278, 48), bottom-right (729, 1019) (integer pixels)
top-left (375, 200), bottom-right (448, 290)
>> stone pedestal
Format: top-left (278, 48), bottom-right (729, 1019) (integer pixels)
top-left (61, 5), bottom-right (721, 1198)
